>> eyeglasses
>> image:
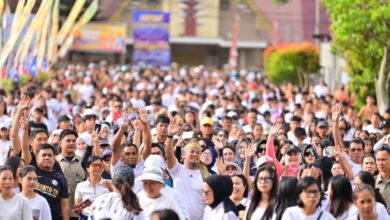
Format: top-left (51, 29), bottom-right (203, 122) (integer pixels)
top-left (257, 177), bottom-right (273, 184)
top-left (200, 145), bottom-right (207, 148)
top-left (304, 189), bottom-right (320, 196)
top-left (90, 163), bottom-right (103, 169)
top-left (202, 152), bottom-right (212, 157)
top-left (350, 148), bottom-right (363, 152)
top-left (257, 147), bottom-right (266, 153)
top-left (304, 152), bottom-right (316, 157)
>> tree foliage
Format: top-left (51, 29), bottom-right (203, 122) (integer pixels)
top-left (322, 0), bottom-right (390, 112)
top-left (263, 42), bottom-right (320, 88)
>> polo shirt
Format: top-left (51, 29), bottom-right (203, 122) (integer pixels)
top-left (75, 179), bottom-right (110, 216)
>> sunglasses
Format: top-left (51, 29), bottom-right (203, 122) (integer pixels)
top-left (90, 163), bottom-right (103, 169)
top-left (304, 152), bottom-right (316, 157)
top-left (350, 148), bottom-right (363, 152)
top-left (257, 147), bottom-right (266, 154)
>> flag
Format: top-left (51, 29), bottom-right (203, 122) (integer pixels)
top-left (0, 0), bottom-right (4, 17)
top-left (0, 0), bottom-right (35, 71)
top-left (228, 14), bottom-right (240, 72)
top-left (57, 0), bottom-right (86, 45)
top-left (37, 7), bottom-right (51, 70)
top-left (15, 0), bottom-right (52, 67)
top-left (48, 0), bottom-right (59, 65)
top-left (58, 0), bottom-right (99, 58)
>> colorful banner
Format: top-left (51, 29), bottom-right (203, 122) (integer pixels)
top-left (57, 0), bottom-right (86, 45)
top-left (132, 11), bottom-right (170, 66)
top-left (229, 14), bottom-right (240, 72)
top-left (47, 0), bottom-right (59, 65)
top-left (59, 0), bottom-right (99, 57)
top-left (70, 22), bottom-right (126, 53)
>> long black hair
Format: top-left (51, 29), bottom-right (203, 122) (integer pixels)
top-left (328, 175), bottom-right (353, 218)
top-left (275, 176), bottom-right (298, 220)
top-left (246, 166), bottom-right (278, 220)
top-left (357, 172), bottom-right (387, 207)
top-left (112, 165), bottom-right (142, 214)
top-left (297, 176), bottom-right (325, 208)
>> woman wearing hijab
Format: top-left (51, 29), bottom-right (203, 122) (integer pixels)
top-left (235, 138), bottom-right (256, 176)
top-left (201, 146), bottom-right (217, 175)
top-left (202, 175), bottom-right (239, 220)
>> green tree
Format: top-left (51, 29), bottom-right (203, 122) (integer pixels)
top-left (323, 0), bottom-right (390, 113)
top-left (264, 42), bottom-right (320, 88)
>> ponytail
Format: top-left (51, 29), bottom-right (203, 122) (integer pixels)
top-left (119, 181), bottom-right (142, 214)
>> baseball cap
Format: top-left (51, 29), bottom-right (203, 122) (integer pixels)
top-left (144, 155), bottom-right (166, 170)
top-left (317, 121), bottom-right (329, 128)
top-left (101, 149), bottom-right (112, 159)
top-left (200, 117), bottom-right (214, 126)
top-left (82, 109), bottom-right (97, 119)
top-left (137, 165), bottom-right (164, 184)
top-left (256, 156), bottom-right (277, 168)
top-left (285, 145), bottom-right (301, 155)
top-left (0, 123), bottom-right (10, 130)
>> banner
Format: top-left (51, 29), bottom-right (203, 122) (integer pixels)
top-left (47, 0), bottom-right (59, 65)
top-left (70, 22), bottom-right (126, 53)
top-left (59, 0), bottom-right (99, 57)
top-left (132, 11), bottom-right (170, 66)
top-left (228, 14), bottom-right (240, 72)
top-left (57, 0), bottom-right (86, 45)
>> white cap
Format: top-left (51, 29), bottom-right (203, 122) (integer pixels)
top-left (144, 155), bottom-right (166, 170)
top-left (0, 123), bottom-right (9, 129)
top-left (82, 109), bottom-right (97, 117)
top-left (137, 166), bottom-right (164, 184)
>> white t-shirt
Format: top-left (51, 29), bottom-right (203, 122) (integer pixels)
top-left (74, 179), bottom-right (110, 216)
top-left (282, 206), bottom-right (335, 220)
top-left (203, 202), bottom-right (239, 220)
top-left (0, 139), bottom-right (11, 165)
top-left (168, 163), bottom-right (205, 220)
top-left (111, 159), bottom-right (144, 193)
top-left (137, 190), bottom-right (184, 220)
top-left (0, 193), bottom-right (32, 220)
top-left (162, 185), bottom-right (190, 220)
top-left (347, 202), bottom-right (390, 220)
top-left (88, 192), bottom-right (144, 220)
top-left (343, 153), bottom-right (362, 178)
top-left (22, 194), bottom-right (52, 220)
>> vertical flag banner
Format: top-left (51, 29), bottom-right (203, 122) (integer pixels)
top-left (9, 0), bottom-right (25, 38)
top-left (58, 0), bottom-right (99, 58)
top-left (48, 0), bottom-right (59, 65)
top-left (37, 8), bottom-right (51, 69)
top-left (57, 0), bottom-right (86, 45)
top-left (229, 14), bottom-right (240, 72)
top-left (0, 0), bottom-right (4, 17)
top-left (132, 11), bottom-right (170, 66)
top-left (0, 0), bottom-right (35, 70)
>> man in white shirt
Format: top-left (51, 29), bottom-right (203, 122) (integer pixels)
top-left (137, 166), bottom-right (184, 220)
top-left (165, 117), bottom-right (207, 220)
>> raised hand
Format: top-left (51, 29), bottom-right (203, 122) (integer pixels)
top-left (216, 157), bottom-right (226, 175)
top-left (212, 135), bottom-right (224, 150)
top-left (18, 94), bottom-right (32, 110)
top-left (331, 105), bottom-right (342, 122)
top-left (270, 122), bottom-right (282, 136)
top-left (90, 129), bottom-right (100, 146)
top-left (167, 117), bottom-right (181, 136)
top-left (138, 108), bottom-right (149, 125)
top-left (20, 115), bottom-right (29, 130)
top-left (133, 119), bottom-right (144, 131)
top-left (244, 143), bottom-right (256, 159)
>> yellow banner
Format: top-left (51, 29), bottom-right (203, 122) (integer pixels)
top-left (0, 0), bottom-right (4, 17)
top-left (57, 0), bottom-right (86, 45)
top-left (58, 0), bottom-right (99, 58)
top-left (48, 0), bottom-right (59, 65)
top-left (0, 0), bottom-right (35, 69)
top-left (15, 0), bottom-right (52, 66)
top-left (37, 7), bottom-right (51, 69)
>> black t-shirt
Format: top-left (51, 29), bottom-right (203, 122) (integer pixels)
top-left (29, 121), bottom-right (48, 132)
top-left (35, 166), bottom-right (69, 219)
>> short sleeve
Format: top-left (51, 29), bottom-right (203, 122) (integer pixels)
top-left (41, 198), bottom-right (53, 220)
top-left (168, 162), bottom-right (182, 176)
top-left (74, 183), bottom-right (82, 200)
top-left (56, 173), bottom-right (69, 198)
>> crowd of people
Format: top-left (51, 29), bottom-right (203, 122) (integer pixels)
top-left (0, 62), bottom-right (389, 220)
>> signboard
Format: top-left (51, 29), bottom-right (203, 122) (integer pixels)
top-left (71, 22), bottom-right (126, 53)
top-left (132, 11), bottom-right (170, 66)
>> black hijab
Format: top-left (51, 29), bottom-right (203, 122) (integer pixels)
top-left (204, 175), bottom-right (238, 215)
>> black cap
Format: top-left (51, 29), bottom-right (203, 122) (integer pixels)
top-left (285, 145), bottom-right (301, 155)
top-left (380, 120), bottom-right (390, 129)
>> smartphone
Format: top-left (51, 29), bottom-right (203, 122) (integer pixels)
top-left (323, 146), bottom-right (334, 158)
top-left (73, 199), bottom-right (92, 210)
top-left (182, 131), bottom-right (193, 140)
top-left (95, 124), bottom-right (102, 133)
